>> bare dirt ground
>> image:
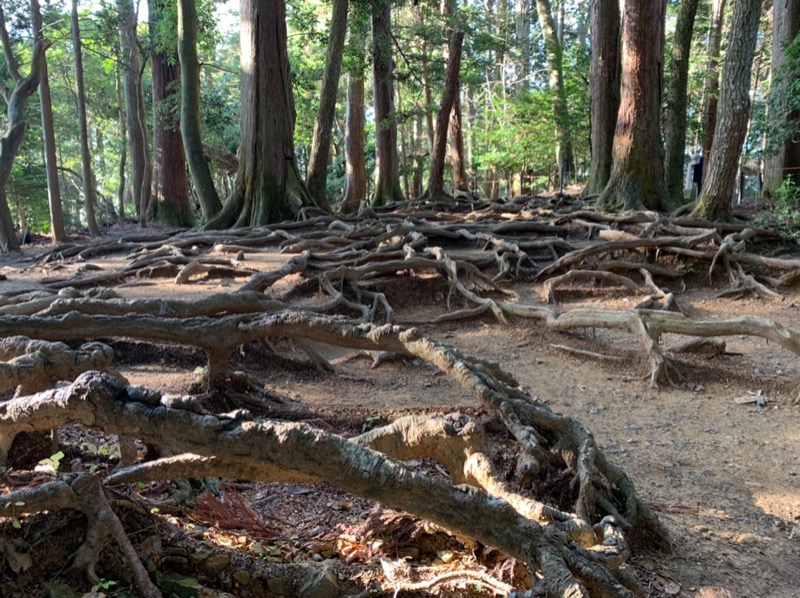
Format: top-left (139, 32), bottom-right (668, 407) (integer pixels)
top-left (1, 222), bottom-right (800, 597)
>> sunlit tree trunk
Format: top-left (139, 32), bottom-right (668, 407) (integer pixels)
top-left (341, 74), bottom-right (367, 211)
top-left (598, 0), bottom-right (673, 211)
top-left (306, 0), bottom-right (348, 209)
top-left (700, 0), bottom-right (728, 177)
top-left (764, 0), bottom-right (800, 193)
top-left (535, 0), bottom-right (574, 189)
top-left (72, 0), bottom-right (98, 234)
top-left (449, 94), bottom-right (468, 191)
top-left (118, 0), bottom-right (151, 225)
top-left (695, 0), bottom-right (764, 220)
top-left (205, 0), bottom-right (313, 228)
top-left (36, 8), bottom-right (64, 241)
top-left (115, 66), bottom-right (127, 220)
top-left (664, 0), bottom-right (701, 204)
top-left (177, 0), bottom-right (222, 222)
top-left (371, 0), bottom-right (404, 206)
top-left (150, 0), bottom-right (192, 227)
top-left (582, 0), bottom-right (620, 197)
top-left (0, 0), bottom-right (48, 253)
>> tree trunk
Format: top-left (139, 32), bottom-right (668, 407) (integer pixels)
top-left (118, 0), bottom-right (151, 225)
top-left (115, 66), bottom-right (127, 220)
top-left (694, 0), bottom-right (764, 220)
top-left (371, 0), bottom-right (404, 206)
top-left (36, 37), bottom-right (65, 242)
top-left (427, 30), bottom-right (465, 198)
top-left (515, 0), bottom-right (530, 83)
top-left (177, 0), bottom-right (222, 222)
top-left (0, 0), bottom-right (48, 253)
top-left (449, 94), bottom-right (468, 191)
top-left (342, 75), bottom-right (367, 211)
top-left (205, 0), bottom-right (313, 228)
top-left (764, 0), bottom-right (800, 193)
top-left (71, 0), bottom-right (98, 234)
top-left (583, 0), bottom-right (620, 197)
top-left (306, 0), bottom-right (348, 209)
top-left (149, 0), bottom-right (192, 227)
top-left (598, 0), bottom-right (673, 212)
top-left (700, 0), bottom-right (728, 178)
top-left (664, 0), bottom-right (701, 205)
top-left (535, 0), bottom-right (574, 190)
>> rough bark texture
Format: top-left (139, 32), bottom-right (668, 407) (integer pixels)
top-left (306, 0), bottom-right (349, 209)
top-left (0, 0), bottom-right (48, 253)
top-left (371, 0), bottom-right (404, 207)
top-left (36, 7), bottom-right (65, 242)
top-left (115, 66), bottom-right (127, 219)
top-left (515, 0), bottom-right (530, 83)
top-left (664, 0), bottom-right (700, 205)
top-left (177, 0), bottom-right (222, 222)
top-left (598, 0), bottom-right (673, 212)
top-left (448, 94), bottom-right (469, 191)
top-left (700, 0), bottom-right (727, 176)
top-left (427, 30), bottom-right (465, 197)
top-left (118, 0), bottom-right (151, 224)
top-left (342, 75), bottom-right (367, 211)
top-left (535, 0), bottom-right (574, 188)
top-left (150, 0), bottom-right (193, 227)
top-left (764, 0), bottom-right (800, 193)
top-left (72, 0), bottom-right (98, 234)
top-left (583, 0), bottom-right (620, 197)
top-left (694, 0), bottom-right (764, 220)
top-left (206, 0), bottom-right (313, 228)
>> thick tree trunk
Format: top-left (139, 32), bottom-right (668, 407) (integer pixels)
top-left (342, 75), bottom-right (367, 211)
top-left (515, 0), bottom-right (530, 83)
top-left (448, 94), bottom-right (468, 191)
top-left (177, 0), bottom-right (221, 222)
top-left (598, 0), bottom-right (673, 212)
top-left (372, 0), bottom-right (404, 206)
top-left (150, 0), bottom-right (192, 227)
top-left (306, 0), bottom-right (348, 209)
top-left (535, 0), bottom-right (574, 189)
top-left (700, 0), bottom-right (728, 178)
top-left (427, 30), bottom-right (465, 197)
top-left (764, 0), bottom-right (800, 193)
top-left (205, 0), bottom-right (313, 228)
top-left (72, 0), bottom-right (98, 234)
top-left (37, 41), bottom-right (65, 241)
top-left (694, 0), bottom-right (764, 220)
top-left (582, 0), bottom-right (620, 197)
top-left (664, 0), bottom-right (700, 205)
top-left (118, 0), bottom-right (151, 225)
top-left (115, 66), bottom-right (127, 219)
top-left (0, 0), bottom-right (47, 253)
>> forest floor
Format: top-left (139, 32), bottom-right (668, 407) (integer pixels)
top-left (1, 215), bottom-right (800, 598)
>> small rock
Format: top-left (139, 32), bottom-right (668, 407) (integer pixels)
top-left (626, 424), bottom-right (641, 431)
top-left (202, 554), bottom-right (231, 575)
top-left (396, 546), bottom-right (419, 560)
top-left (589, 407), bottom-right (600, 415)
top-left (162, 555), bottom-right (189, 567)
top-left (735, 533), bottom-right (760, 546)
top-left (233, 571), bottom-right (251, 586)
top-left (298, 563), bottom-right (339, 598)
top-left (692, 524), bottom-right (710, 533)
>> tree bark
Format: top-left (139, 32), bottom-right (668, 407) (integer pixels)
top-left (694, 0), bottom-right (764, 220)
top-left (35, 9), bottom-right (65, 242)
top-left (700, 0), bottom-right (728, 177)
top-left (205, 0), bottom-right (313, 228)
top-left (149, 0), bottom-right (193, 227)
top-left (306, 0), bottom-right (349, 209)
top-left (535, 0), bottom-right (574, 189)
top-left (371, 0), bottom-right (404, 206)
top-left (427, 29), bottom-right (465, 197)
top-left (177, 0), bottom-right (222, 223)
top-left (72, 0), bottom-right (98, 234)
top-left (764, 0), bottom-right (800, 193)
top-left (448, 94), bottom-right (468, 191)
top-left (0, 0), bottom-right (48, 253)
top-left (582, 0), bottom-right (620, 197)
top-left (664, 0), bottom-right (701, 205)
top-left (515, 0), bottom-right (530, 83)
top-left (342, 75), bottom-right (367, 211)
top-left (118, 0), bottom-right (151, 225)
top-left (115, 66), bottom-right (127, 219)
top-left (598, 0), bottom-right (673, 212)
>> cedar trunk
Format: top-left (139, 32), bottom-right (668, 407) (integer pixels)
top-left (598, 0), bottom-right (672, 212)
top-left (700, 0), bottom-right (727, 177)
top-left (205, 0), bottom-right (312, 228)
top-left (150, 1), bottom-right (192, 227)
top-left (582, 0), bottom-right (620, 197)
top-left (306, 0), bottom-right (349, 209)
top-left (694, 0), bottom-right (764, 220)
top-left (664, 0), bottom-right (701, 204)
top-left (448, 94), bottom-right (468, 191)
top-left (371, 0), bottom-right (404, 206)
top-left (37, 48), bottom-right (65, 241)
top-left (341, 74), bottom-right (367, 211)
top-left (764, 0), bottom-right (800, 193)
top-left (72, 0), bottom-right (98, 234)
top-left (177, 0), bottom-right (222, 222)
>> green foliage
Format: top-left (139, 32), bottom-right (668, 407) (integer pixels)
top-left (755, 177), bottom-right (800, 243)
